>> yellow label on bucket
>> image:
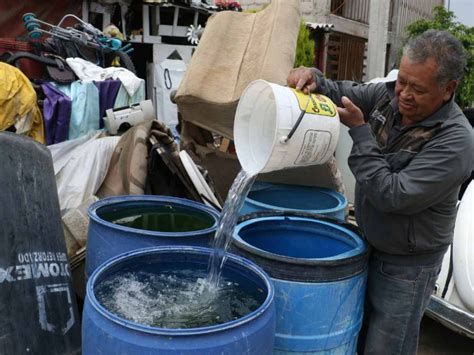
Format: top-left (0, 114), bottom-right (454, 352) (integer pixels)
top-left (291, 90), bottom-right (337, 117)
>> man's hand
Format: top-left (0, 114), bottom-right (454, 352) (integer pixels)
top-left (337, 96), bottom-right (365, 128)
top-left (287, 67), bottom-right (317, 94)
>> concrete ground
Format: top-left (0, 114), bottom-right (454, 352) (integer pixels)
top-left (418, 316), bottom-right (474, 354)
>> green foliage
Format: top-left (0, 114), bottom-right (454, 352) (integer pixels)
top-left (294, 21), bottom-right (315, 68)
top-left (406, 6), bottom-right (474, 108)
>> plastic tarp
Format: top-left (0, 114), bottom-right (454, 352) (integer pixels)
top-left (0, 62), bottom-right (44, 143)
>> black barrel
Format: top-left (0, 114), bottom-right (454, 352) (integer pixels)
top-left (0, 133), bottom-right (81, 354)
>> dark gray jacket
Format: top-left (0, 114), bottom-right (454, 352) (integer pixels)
top-left (313, 70), bottom-right (474, 264)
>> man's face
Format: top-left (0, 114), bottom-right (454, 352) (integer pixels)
top-left (395, 56), bottom-right (456, 124)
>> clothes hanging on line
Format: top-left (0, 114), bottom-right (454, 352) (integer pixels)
top-left (94, 80), bottom-right (121, 128)
top-left (66, 57), bottom-right (144, 97)
top-left (43, 77), bottom-right (145, 144)
top-left (55, 81), bottom-right (101, 140)
top-left (42, 82), bottom-right (72, 145)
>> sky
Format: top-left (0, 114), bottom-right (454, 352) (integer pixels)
top-left (446, 0), bottom-right (474, 26)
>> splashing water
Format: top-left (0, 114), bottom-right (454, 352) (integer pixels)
top-left (207, 169), bottom-right (256, 288)
top-left (95, 266), bottom-right (264, 328)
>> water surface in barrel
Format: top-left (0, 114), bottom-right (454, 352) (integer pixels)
top-left (99, 204), bottom-right (215, 232)
top-left (95, 262), bottom-right (265, 328)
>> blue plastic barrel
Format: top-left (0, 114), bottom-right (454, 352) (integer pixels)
top-left (240, 182), bottom-right (347, 220)
top-left (82, 246), bottom-right (276, 354)
top-left (86, 195), bottom-right (220, 277)
top-left (232, 211), bottom-right (368, 354)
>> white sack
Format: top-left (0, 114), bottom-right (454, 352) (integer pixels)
top-left (154, 59), bottom-right (186, 127)
top-left (48, 133), bottom-right (120, 211)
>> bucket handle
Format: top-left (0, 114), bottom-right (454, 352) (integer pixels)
top-left (281, 92), bottom-right (312, 143)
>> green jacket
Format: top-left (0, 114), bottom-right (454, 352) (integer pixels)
top-left (313, 69), bottom-right (473, 264)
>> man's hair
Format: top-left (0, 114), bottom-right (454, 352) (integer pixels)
top-left (403, 29), bottom-right (467, 85)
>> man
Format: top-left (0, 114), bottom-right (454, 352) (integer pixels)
top-left (287, 29), bottom-right (473, 354)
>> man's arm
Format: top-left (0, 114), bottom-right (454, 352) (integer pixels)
top-left (311, 68), bottom-right (386, 119)
top-left (287, 67), bottom-right (387, 119)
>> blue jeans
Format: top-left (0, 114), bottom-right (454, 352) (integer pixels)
top-left (358, 257), bottom-right (441, 355)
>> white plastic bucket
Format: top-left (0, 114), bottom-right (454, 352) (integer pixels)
top-left (234, 80), bottom-right (340, 175)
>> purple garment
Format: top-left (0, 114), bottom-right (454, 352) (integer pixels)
top-left (41, 83), bottom-right (72, 145)
top-left (94, 80), bottom-right (121, 128)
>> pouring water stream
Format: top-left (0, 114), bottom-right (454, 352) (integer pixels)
top-left (206, 169), bottom-right (257, 289)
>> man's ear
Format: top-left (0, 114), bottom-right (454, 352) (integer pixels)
top-left (443, 80), bottom-right (458, 101)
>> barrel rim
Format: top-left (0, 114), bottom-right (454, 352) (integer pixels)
top-left (86, 246), bottom-right (275, 336)
top-left (245, 183), bottom-right (348, 215)
top-left (231, 212), bottom-right (369, 282)
top-left (88, 195), bottom-right (220, 237)
top-left (233, 215), bottom-right (366, 265)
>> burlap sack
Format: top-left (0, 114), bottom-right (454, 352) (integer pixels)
top-left (175, 0), bottom-right (300, 139)
top-left (96, 121), bottom-right (152, 197)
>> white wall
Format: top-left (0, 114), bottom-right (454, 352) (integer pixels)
top-left (238, 0), bottom-right (321, 20)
